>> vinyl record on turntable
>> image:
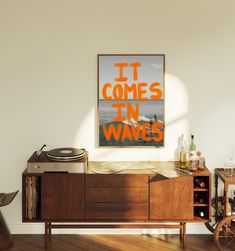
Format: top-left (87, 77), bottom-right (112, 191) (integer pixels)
top-left (47, 148), bottom-right (85, 161)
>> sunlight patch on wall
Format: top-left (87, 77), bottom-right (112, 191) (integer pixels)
top-left (161, 73), bottom-right (189, 160)
top-left (165, 73), bottom-right (188, 124)
top-left (73, 73), bottom-right (189, 161)
top-left (73, 107), bottom-right (114, 160)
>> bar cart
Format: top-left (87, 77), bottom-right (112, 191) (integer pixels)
top-left (205, 168), bottom-right (235, 250)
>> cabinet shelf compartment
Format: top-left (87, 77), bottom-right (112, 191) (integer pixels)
top-left (194, 206), bottom-right (209, 220)
top-left (193, 176), bottom-right (209, 190)
top-left (23, 175), bottom-right (41, 221)
top-left (194, 190), bottom-right (209, 205)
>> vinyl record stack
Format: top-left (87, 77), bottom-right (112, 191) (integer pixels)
top-left (26, 176), bottom-right (40, 220)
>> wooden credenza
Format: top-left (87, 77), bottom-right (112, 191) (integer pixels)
top-left (22, 161), bottom-right (211, 247)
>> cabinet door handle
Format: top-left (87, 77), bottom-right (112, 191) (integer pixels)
top-left (95, 184), bottom-right (111, 187)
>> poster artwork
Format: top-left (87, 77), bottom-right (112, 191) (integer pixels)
top-left (98, 54), bottom-right (165, 147)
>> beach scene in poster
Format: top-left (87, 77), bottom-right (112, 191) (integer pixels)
top-left (99, 99), bottom-right (164, 146)
top-left (98, 55), bottom-right (164, 147)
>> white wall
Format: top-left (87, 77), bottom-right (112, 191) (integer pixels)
top-left (0, 0), bottom-right (235, 234)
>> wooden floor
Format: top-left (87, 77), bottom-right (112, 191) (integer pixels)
top-left (3, 234), bottom-right (218, 251)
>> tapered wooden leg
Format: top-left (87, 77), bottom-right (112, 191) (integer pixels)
top-left (215, 173), bottom-right (219, 220)
top-left (180, 223), bottom-right (183, 240)
top-left (45, 222), bottom-right (50, 248)
top-left (45, 222), bottom-right (52, 246)
top-left (224, 184), bottom-right (229, 216)
top-left (0, 210), bottom-right (13, 250)
top-left (182, 222), bottom-right (186, 248)
top-left (48, 222), bottom-right (52, 240)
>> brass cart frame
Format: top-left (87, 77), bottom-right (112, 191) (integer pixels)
top-left (213, 168), bottom-right (235, 250)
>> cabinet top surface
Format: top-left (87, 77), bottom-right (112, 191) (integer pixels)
top-left (87, 161), bottom-right (210, 177)
top-left (23, 161), bottom-right (210, 178)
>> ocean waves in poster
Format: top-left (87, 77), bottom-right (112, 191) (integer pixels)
top-left (99, 99), bottom-right (164, 146)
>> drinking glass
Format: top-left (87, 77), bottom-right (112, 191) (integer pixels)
top-left (228, 145), bottom-right (234, 176)
top-left (224, 163), bottom-right (234, 177)
top-left (189, 161), bottom-right (197, 171)
top-left (198, 157), bottom-right (205, 170)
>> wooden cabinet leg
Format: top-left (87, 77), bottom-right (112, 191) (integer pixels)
top-left (45, 222), bottom-right (50, 248)
top-left (180, 223), bottom-right (183, 240)
top-left (44, 222), bottom-right (47, 247)
top-left (182, 222), bottom-right (186, 248)
top-left (48, 222), bottom-right (52, 240)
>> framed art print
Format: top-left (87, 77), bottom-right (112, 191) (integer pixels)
top-left (98, 54), bottom-right (165, 147)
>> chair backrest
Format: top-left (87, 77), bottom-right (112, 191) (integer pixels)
top-left (0, 191), bottom-right (19, 207)
top-left (0, 194), bottom-right (4, 205)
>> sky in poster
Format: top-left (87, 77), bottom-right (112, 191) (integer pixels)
top-left (99, 55), bottom-right (164, 100)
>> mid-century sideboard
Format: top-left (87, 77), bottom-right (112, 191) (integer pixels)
top-left (22, 161), bottom-right (211, 247)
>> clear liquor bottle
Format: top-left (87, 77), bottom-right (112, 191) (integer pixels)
top-left (180, 134), bottom-right (188, 167)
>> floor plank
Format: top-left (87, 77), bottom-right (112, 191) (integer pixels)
top-left (4, 234), bottom-right (218, 251)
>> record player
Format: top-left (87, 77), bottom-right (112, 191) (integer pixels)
top-left (27, 147), bottom-right (88, 173)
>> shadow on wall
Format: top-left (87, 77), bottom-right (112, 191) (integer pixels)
top-left (73, 73), bottom-right (189, 161)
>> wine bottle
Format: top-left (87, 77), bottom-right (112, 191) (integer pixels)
top-left (198, 211), bottom-right (205, 218)
top-left (195, 178), bottom-right (206, 188)
top-left (194, 193), bottom-right (204, 204)
top-left (190, 134), bottom-right (196, 151)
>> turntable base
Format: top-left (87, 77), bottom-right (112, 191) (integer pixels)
top-left (27, 149), bottom-right (88, 173)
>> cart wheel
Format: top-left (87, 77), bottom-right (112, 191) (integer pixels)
top-left (205, 197), bottom-right (234, 233)
top-left (214, 215), bottom-right (235, 251)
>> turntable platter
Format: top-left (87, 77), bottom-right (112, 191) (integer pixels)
top-left (47, 148), bottom-right (85, 161)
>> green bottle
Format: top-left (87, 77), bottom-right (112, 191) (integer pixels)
top-left (190, 134), bottom-right (196, 151)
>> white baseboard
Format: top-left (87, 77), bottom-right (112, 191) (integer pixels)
top-left (9, 223), bottom-right (212, 235)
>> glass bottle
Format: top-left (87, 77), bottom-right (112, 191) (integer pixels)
top-left (194, 178), bottom-right (206, 188)
top-left (189, 134), bottom-right (196, 152)
top-left (194, 193), bottom-right (204, 204)
top-left (198, 211), bottom-right (205, 218)
top-left (180, 134), bottom-right (188, 168)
